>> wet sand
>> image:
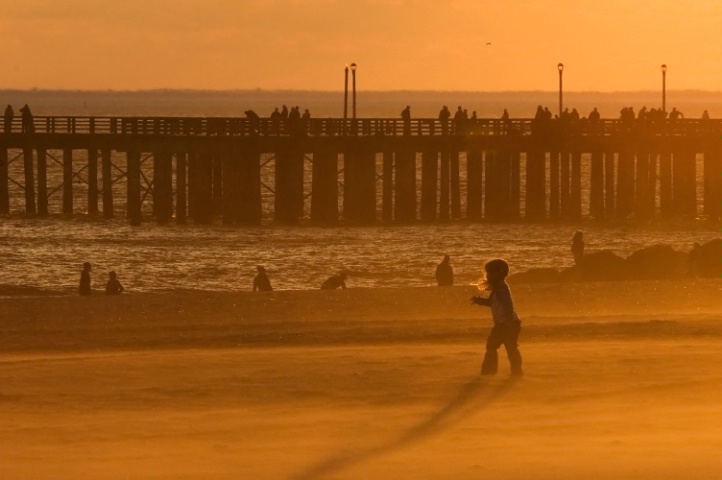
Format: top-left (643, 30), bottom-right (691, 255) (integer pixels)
top-left (1, 280), bottom-right (721, 479)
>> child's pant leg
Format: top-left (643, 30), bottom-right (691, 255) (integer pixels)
top-left (483, 321), bottom-right (522, 376)
top-left (503, 321), bottom-right (523, 376)
top-left (481, 326), bottom-right (504, 375)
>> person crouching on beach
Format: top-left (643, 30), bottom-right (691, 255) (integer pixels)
top-left (321, 271), bottom-right (347, 290)
top-left (470, 259), bottom-right (523, 377)
top-left (105, 271), bottom-right (124, 295)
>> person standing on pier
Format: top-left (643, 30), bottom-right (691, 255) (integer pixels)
top-left (668, 107), bottom-right (684, 120)
top-left (453, 106), bottom-right (466, 134)
top-left (3, 105), bottom-right (13, 133)
top-left (245, 110), bottom-right (260, 133)
top-left (79, 262), bottom-right (92, 296)
top-left (439, 105), bottom-right (450, 135)
top-left (435, 255), bottom-right (454, 286)
top-left (588, 107), bottom-right (600, 122)
top-left (401, 105), bottom-right (411, 135)
top-left (270, 107), bottom-right (281, 135)
top-left (20, 104), bottom-right (33, 133)
top-left (105, 271), bottom-right (124, 295)
top-left (253, 266), bottom-right (273, 292)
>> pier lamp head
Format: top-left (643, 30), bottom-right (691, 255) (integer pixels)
top-left (558, 63), bottom-right (564, 73)
top-left (350, 63), bottom-right (357, 72)
top-left (661, 64), bottom-right (667, 74)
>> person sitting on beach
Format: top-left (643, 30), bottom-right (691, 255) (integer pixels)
top-left (435, 254), bottom-right (454, 286)
top-left (105, 271), bottom-right (124, 295)
top-left (321, 272), bottom-right (347, 290)
top-left (253, 265), bottom-right (273, 292)
top-left (470, 259), bottom-right (523, 377)
top-left (571, 231), bottom-right (585, 267)
top-left (79, 262), bottom-right (92, 296)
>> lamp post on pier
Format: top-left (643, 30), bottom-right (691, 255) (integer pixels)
top-left (350, 63), bottom-right (357, 119)
top-left (558, 63), bottom-right (564, 117)
top-left (343, 64), bottom-right (349, 133)
top-left (660, 64), bottom-right (667, 113)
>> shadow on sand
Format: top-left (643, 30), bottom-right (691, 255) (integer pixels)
top-left (291, 376), bottom-right (520, 480)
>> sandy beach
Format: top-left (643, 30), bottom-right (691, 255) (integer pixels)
top-left (2, 280), bottom-right (721, 479)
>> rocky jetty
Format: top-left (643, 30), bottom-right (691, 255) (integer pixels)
top-left (509, 239), bottom-right (720, 283)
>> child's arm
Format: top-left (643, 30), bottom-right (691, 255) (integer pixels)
top-left (470, 296), bottom-right (490, 306)
top-left (118, 282), bottom-right (124, 294)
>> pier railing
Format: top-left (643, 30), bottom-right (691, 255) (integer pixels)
top-left (5, 116), bottom-right (722, 137)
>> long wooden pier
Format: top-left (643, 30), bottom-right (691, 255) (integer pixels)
top-left (1, 115), bottom-right (720, 225)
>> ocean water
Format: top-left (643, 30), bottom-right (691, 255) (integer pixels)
top-left (0, 90), bottom-right (719, 293)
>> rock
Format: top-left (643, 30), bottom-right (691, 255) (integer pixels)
top-left (579, 250), bottom-right (629, 281)
top-left (625, 244), bottom-right (688, 279)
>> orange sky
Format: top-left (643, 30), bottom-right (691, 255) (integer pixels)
top-left (1, 0), bottom-right (721, 91)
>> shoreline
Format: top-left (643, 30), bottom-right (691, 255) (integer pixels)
top-left (2, 280), bottom-right (720, 354)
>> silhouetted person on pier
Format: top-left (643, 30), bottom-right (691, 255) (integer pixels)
top-left (270, 108), bottom-right (281, 134)
top-left (571, 231), bottom-right (585, 267)
top-left (79, 262), bottom-right (92, 296)
top-left (638, 106), bottom-right (648, 121)
top-left (439, 105), bottom-right (450, 135)
top-left (4, 105), bottom-right (13, 133)
top-left (253, 265), bottom-right (273, 292)
top-left (288, 106), bottom-right (301, 135)
top-left (669, 107), bottom-right (684, 120)
top-left (401, 106), bottom-right (411, 135)
top-left (301, 109), bottom-right (311, 135)
top-left (245, 109), bottom-right (260, 133)
top-left (701, 110), bottom-right (710, 120)
top-left (501, 109), bottom-right (510, 133)
top-left (280, 105), bottom-right (289, 119)
top-left (588, 107), bottom-right (600, 122)
top-left (321, 271), bottom-right (347, 290)
top-left (105, 271), bottom-right (124, 295)
top-left (534, 105), bottom-right (544, 121)
top-left (435, 255), bottom-right (454, 286)
top-left (470, 259), bottom-right (523, 377)
top-left (453, 106), bottom-right (465, 134)
top-left (20, 104), bottom-right (33, 133)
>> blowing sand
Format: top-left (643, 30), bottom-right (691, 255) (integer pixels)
top-left (1, 280), bottom-right (721, 479)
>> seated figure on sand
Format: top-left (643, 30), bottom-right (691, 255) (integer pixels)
top-left (321, 271), bottom-right (347, 290)
top-left (79, 262), bottom-right (92, 296)
top-left (105, 271), bottom-right (124, 295)
top-left (253, 265), bottom-right (273, 292)
top-left (435, 254), bottom-right (454, 286)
